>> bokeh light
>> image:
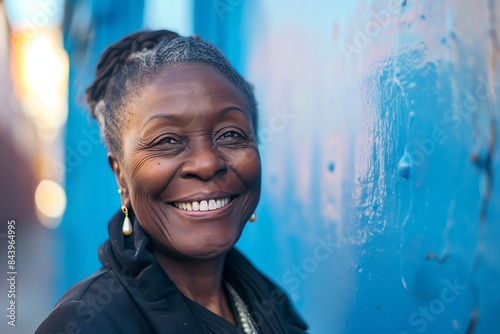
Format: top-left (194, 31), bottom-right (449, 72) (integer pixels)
top-left (35, 179), bottom-right (66, 227)
top-left (15, 30), bottom-right (68, 138)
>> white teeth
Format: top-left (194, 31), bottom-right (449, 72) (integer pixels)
top-left (174, 197), bottom-right (231, 212)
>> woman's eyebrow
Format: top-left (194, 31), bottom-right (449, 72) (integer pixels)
top-left (218, 106), bottom-right (246, 119)
top-left (144, 107), bottom-right (247, 126)
top-left (144, 114), bottom-right (183, 127)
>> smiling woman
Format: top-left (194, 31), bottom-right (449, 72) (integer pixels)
top-left (115, 64), bottom-right (261, 262)
top-left (36, 30), bottom-right (308, 334)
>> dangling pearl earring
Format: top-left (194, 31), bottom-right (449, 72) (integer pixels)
top-left (121, 205), bottom-right (133, 236)
top-left (249, 213), bottom-right (257, 222)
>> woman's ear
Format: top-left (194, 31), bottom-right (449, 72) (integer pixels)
top-left (108, 153), bottom-right (130, 206)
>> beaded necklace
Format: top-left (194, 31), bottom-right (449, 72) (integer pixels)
top-left (226, 283), bottom-right (260, 334)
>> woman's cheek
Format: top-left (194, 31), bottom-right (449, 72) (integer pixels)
top-left (234, 148), bottom-right (261, 183)
top-left (128, 154), bottom-right (178, 199)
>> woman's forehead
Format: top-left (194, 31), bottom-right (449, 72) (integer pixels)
top-left (137, 65), bottom-right (246, 105)
top-left (126, 63), bottom-right (251, 126)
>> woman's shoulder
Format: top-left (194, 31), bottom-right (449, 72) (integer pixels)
top-left (35, 269), bottom-right (153, 334)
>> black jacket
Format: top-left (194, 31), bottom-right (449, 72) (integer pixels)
top-left (36, 210), bottom-right (308, 333)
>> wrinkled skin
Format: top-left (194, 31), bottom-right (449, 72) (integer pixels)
top-left (110, 63), bottom-right (261, 262)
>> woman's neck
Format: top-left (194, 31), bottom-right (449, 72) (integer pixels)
top-left (152, 249), bottom-right (236, 325)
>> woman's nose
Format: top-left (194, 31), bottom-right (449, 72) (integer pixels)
top-left (179, 143), bottom-right (227, 181)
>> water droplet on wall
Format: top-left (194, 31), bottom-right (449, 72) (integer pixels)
top-left (328, 161), bottom-right (335, 173)
top-left (398, 152), bottom-right (413, 179)
top-left (470, 149), bottom-right (491, 169)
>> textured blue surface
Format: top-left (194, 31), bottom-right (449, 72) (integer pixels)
top-left (61, 0), bottom-right (144, 298)
top-left (61, 1), bottom-right (500, 333)
top-left (232, 1), bottom-right (500, 333)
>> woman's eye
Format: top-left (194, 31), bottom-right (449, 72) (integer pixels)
top-left (221, 131), bottom-right (241, 138)
top-left (158, 137), bottom-right (178, 144)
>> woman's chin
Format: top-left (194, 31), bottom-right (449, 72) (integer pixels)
top-left (181, 236), bottom-right (239, 260)
top-left (150, 230), bottom-right (241, 261)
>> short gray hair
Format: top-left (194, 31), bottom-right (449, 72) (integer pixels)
top-left (86, 30), bottom-right (258, 157)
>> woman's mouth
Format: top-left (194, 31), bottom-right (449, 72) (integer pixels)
top-left (173, 197), bottom-right (232, 212)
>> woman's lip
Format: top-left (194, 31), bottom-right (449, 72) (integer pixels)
top-left (168, 196), bottom-right (236, 217)
top-left (167, 191), bottom-right (240, 203)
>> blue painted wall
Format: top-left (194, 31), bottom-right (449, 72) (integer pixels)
top-left (61, 1), bottom-right (500, 333)
top-left (232, 0), bottom-right (500, 333)
top-left (61, 0), bottom-right (144, 297)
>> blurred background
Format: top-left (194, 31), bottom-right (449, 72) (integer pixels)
top-left (0, 0), bottom-right (499, 333)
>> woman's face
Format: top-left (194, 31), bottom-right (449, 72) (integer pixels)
top-left (111, 63), bottom-right (261, 260)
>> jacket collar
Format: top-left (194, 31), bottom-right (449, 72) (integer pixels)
top-left (98, 209), bottom-right (307, 334)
